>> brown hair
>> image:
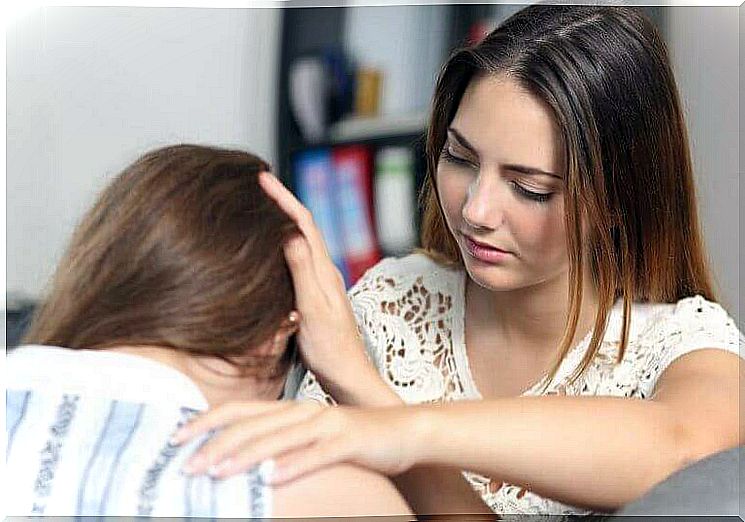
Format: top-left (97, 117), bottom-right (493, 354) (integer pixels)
top-left (420, 5), bottom-right (716, 387)
top-left (24, 144), bottom-right (299, 378)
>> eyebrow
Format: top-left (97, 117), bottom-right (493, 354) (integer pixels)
top-left (447, 127), bottom-right (562, 180)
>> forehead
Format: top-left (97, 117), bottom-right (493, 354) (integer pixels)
top-left (450, 74), bottom-right (564, 170)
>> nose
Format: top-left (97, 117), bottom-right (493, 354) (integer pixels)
top-left (461, 174), bottom-right (505, 231)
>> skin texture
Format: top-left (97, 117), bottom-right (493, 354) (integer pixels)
top-left (439, 74), bottom-right (569, 294)
top-left (173, 87), bottom-right (743, 513)
top-left (175, 343), bottom-right (742, 510)
top-left (439, 75), bottom-right (601, 400)
top-left (272, 462), bottom-right (413, 519)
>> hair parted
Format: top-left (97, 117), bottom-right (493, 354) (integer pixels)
top-left (419, 5), bottom-right (715, 387)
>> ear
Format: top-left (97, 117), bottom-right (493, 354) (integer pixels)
top-left (270, 310), bottom-right (301, 353)
top-left (279, 310), bottom-right (300, 337)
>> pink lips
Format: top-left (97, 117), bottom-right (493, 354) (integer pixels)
top-left (463, 235), bottom-right (512, 264)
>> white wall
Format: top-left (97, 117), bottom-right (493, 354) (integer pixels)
top-left (7, 6), bottom-right (280, 299)
top-left (344, 5), bottom-right (448, 116)
top-left (7, 5), bottom-right (742, 331)
top-left (666, 7), bottom-right (740, 326)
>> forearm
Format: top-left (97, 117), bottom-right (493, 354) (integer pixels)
top-left (410, 396), bottom-right (690, 512)
top-left (317, 361), bottom-right (488, 514)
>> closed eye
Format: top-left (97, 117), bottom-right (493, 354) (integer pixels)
top-left (440, 148), bottom-right (477, 169)
top-left (511, 182), bottom-right (553, 203)
top-left (441, 145), bottom-right (555, 203)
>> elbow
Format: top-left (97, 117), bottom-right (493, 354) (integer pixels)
top-left (659, 416), bottom-right (739, 486)
top-left (615, 421), bottom-right (738, 514)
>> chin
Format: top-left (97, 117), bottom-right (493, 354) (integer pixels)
top-left (463, 259), bottom-right (524, 292)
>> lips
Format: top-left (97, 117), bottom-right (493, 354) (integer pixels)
top-left (465, 235), bottom-right (508, 252)
top-left (462, 234), bottom-right (513, 264)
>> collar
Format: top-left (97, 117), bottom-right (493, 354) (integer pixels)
top-left (6, 345), bottom-right (210, 411)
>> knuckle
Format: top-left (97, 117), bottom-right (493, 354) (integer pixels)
top-left (283, 240), bottom-right (304, 263)
top-left (299, 208), bottom-right (314, 226)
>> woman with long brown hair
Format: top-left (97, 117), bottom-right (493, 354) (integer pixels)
top-left (174, 5), bottom-right (742, 517)
top-left (5, 144), bottom-right (411, 518)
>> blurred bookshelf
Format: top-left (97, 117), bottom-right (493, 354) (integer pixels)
top-left (329, 112), bottom-right (428, 143)
top-left (275, 4), bottom-right (666, 287)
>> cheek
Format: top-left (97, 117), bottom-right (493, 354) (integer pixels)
top-left (436, 167), bottom-right (471, 231)
top-left (515, 200), bottom-right (567, 260)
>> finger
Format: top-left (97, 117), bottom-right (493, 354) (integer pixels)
top-left (285, 234), bottom-right (348, 318)
top-left (270, 439), bottom-right (347, 485)
top-left (184, 402), bottom-right (323, 476)
top-left (171, 401), bottom-right (288, 445)
top-left (258, 172), bottom-right (331, 263)
top-left (259, 172), bottom-right (341, 284)
top-left (283, 235), bottom-right (328, 312)
top-left (209, 421), bottom-right (324, 479)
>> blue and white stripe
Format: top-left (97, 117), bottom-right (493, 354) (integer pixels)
top-left (6, 389), bottom-right (271, 518)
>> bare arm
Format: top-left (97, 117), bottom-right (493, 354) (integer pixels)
top-left (212, 173), bottom-right (740, 513)
top-left (256, 171), bottom-right (490, 514)
top-left (301, 363), bottom-right (490, 515)
top-left (272, 463), bottom-right (413, 519)
top-left (178, 349), bottom-right (741, 513)
top-left (394, 349), bottom-right (743, 511)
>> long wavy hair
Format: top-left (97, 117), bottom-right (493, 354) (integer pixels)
top-left (420, 5), bottom-right (715, 387)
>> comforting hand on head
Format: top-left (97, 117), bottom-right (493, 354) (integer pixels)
top-left (254, 172), bottom-right (402, 407)
top-left (171, 5), bottom-right (744, 517)
top-left (172, 172), bottom-right (412, 483)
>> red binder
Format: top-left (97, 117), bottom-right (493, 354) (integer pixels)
top-left (331, 145), bottom-right (381, 285)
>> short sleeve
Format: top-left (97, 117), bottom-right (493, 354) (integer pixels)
top-left (638, 295), bottom-right (743, 397)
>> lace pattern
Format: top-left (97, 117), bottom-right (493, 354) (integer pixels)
top-left (348, 257), bottom-right (471, 403)
top-left (297, 254), bottom-right (743, 516)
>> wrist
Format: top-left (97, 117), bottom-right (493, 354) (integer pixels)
top-left (406, 406), bottom-right (440, 467)
top-left (320, 356), bottom-right (402, 407)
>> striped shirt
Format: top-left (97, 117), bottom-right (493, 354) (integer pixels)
top-left (5, 345), bottom-right (273, 518)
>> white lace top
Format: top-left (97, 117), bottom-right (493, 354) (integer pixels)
top-left (297, 253), bottom-right (743, 517)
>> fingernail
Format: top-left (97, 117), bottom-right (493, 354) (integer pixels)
top-left (259, 171), bottom-right (276, 183)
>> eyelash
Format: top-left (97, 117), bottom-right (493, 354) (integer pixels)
top-left (440, 149), bottom-right (554, 204)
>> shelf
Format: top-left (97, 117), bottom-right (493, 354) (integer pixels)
top-left (329, 112), bottom-right (428, 142)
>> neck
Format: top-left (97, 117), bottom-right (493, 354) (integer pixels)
top-left (466, 268), bottom-right (599, 356)
top-left (105, 346), bottom-right (286, 407)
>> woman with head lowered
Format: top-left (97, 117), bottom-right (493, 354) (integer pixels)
top-left (5, 144), bottom-right (411, 519)
top-left (174, 5), bottom-right (743, 518)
